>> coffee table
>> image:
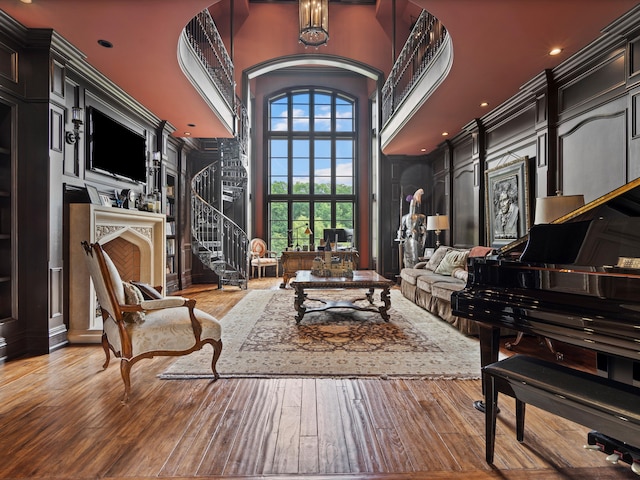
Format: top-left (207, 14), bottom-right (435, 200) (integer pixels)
top-left (290, 270), bottom-right (395, 323)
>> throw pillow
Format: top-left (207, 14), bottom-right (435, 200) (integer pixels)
top-left (451, 267), bottom-right (469, 282)
top-left (131, 281), bottom-right (163, 300)
top-left (435, 249), bottom-right (469, 276)
top-left (425, 246), bottom-right (450, 271)
top-left (122, 282), bottom-right (146, 324)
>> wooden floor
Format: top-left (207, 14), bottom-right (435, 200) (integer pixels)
top-left (0, 277), bottom-right (635, 480)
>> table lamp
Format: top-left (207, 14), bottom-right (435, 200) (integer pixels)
top-left (534, 191), bottom-right (584, 224)
top-left (426, 214), bottom-right (449, 247)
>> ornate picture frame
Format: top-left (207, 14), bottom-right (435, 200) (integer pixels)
top-left (485, 157), bottom-right (530, 247)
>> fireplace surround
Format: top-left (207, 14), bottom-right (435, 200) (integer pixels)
top-left (69, 204), bottom-right (166, 343)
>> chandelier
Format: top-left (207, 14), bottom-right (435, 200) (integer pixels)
top-left (299, 0), bottom-right (329, 48)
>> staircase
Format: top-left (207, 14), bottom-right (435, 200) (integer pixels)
top-left (191, 139), bottom-right (249, 289)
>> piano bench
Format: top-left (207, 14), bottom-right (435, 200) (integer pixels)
top-left (482, 354), bottom-right (640, 465)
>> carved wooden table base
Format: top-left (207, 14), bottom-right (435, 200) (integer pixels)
top-left (290, 270), bottom-right (394, 323)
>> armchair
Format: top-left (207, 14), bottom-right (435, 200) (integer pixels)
top-left (81, 241), bottom-right (223, 403)
top-left (249, 238), bottom-right (280, 278)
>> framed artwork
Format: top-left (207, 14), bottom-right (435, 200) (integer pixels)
top-left (85, 185), bottom-right (101, 205)
top-left (485, 157), bottom-right (530, 247)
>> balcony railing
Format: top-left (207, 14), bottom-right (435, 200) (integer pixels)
top-left (381, 10), bottom-right (448, 126)
top-left (185, 9), bottom-right (235, 111)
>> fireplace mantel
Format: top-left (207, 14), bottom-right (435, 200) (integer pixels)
top-left (68, 204), bottom-right (166, 343)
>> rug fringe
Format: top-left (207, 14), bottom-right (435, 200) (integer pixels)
top-left (158, 373), bottom-right (481, 381)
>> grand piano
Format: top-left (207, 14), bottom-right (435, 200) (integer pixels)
top-left (452, 177), bottom-right (640, 472)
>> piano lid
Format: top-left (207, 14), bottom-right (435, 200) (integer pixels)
top-left (498, 177), bottom-right (640, 259)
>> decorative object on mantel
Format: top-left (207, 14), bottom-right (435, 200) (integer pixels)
top-left (299, 0), bottom-right (329, 48)
top-left (159, 289), bottom-right (480, 380)
top-left (533, 191), bottom-right (585, 224)
top-left (426, 213), bottom-right (449, 248)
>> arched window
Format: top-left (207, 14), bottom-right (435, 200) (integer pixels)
top-left (266, 88), bottom-right (356, 252)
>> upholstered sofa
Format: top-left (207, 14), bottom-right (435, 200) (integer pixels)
top-left (400, 245), bottom-right (494, 335)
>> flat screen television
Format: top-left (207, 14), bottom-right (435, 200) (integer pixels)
top-left (86, 107), bottom-right (147, 184)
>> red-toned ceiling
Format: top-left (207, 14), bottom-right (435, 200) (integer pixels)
top-left (1, 0), bottom-right (638, 155)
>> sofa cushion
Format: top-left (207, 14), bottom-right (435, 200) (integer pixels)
top-left (417, 274), bottom-right (463, 293)
top-left (435, 249), bottom-right (469, 275)
top-left (400, 268), bottom-right (432, 285)
top-left (432, 280), bottom-right (466, 301)
top-left (425, 246), bottom-right (450, 271)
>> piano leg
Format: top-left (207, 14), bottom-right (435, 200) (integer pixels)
top-left (474, 324), bottom-right (501, 413)
top-left (485, 372), bottom-right (498, 464)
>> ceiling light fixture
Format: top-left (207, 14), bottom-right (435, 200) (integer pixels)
top-left (20, 0), bottom-right (32, 4)
top-left (480, 102), bottom-right (489, 107)
top-left (549, 47), bottom-right (563, 56)
top-left (442, 132), bottom-right (449, 136)
top-left (97, 39), bottom-right (113, 48)
top-left (299, 0), bottom-right (329, 48)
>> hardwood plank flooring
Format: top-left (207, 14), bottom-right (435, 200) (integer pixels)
top-left (0, 277), bottom-right (635, 479)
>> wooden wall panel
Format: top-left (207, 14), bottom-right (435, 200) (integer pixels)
top-left (451, 139), bottom-right (476, 248)
top-left (559, 52), bottom-right (625, 113)
top-left (558, 101), bottom-right (627, 203)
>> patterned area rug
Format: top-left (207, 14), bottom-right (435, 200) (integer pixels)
top-left (159, 289), bottom-right (481, 380)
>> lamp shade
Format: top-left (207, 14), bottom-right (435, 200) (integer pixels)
top-left (534, 194), bottom-right (584, 224)
top-left (426, 214), bottom-right (449, 231)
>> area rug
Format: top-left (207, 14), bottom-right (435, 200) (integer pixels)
top-left (159, 289), bottom-right (481, 380)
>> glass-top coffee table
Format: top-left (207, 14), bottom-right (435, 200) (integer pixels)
top-left (290, 270), bottom-right (395, 323)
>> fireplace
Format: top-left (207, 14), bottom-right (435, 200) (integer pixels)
top-left (68, 204), bottom-right (166, 343)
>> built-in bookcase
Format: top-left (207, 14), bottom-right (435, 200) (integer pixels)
top-left (165, 169), bottom-right (178, 292)
top-left (0, 102), bottom-right (13, 338)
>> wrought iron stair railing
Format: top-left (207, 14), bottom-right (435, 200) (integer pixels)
top-left (381, 9), bottom-right (448, 126)
top-left (191, 158), bottom-right (249, 289)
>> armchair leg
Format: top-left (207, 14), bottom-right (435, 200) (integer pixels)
top-left (120, 359), bottom-right (133, 403)
top-left (101, 333), bottom-right (111, 369)
top-left (206, 339), bottom-right (223, 380)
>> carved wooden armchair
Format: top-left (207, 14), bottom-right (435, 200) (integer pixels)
top-left (81, 241), bottom-right (223, 402)
top-left (248, 238), bottom-right (280, 278)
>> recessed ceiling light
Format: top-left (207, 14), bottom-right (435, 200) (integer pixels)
top-left (420, 148), bottom-right (426, 152)
top-left (480, 102), bottom-right (489, 107)
top-left (442, 132), bottom-right (449, 136)
top-left (98, 39), bottom-right (113, 48)
top-left (20, 0), bottom-right (32, 4)
top-left (184, 132), bottom-right (191, 136)
top-left (187, 123), bottom-right (196, 127)
top-left (549, 47), bottom-right (563, 56)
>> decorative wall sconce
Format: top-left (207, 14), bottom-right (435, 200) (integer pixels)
top-left (65, 107), bottom-right (83, 144)
top-left (299, 0), bottom-right (329, 48)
